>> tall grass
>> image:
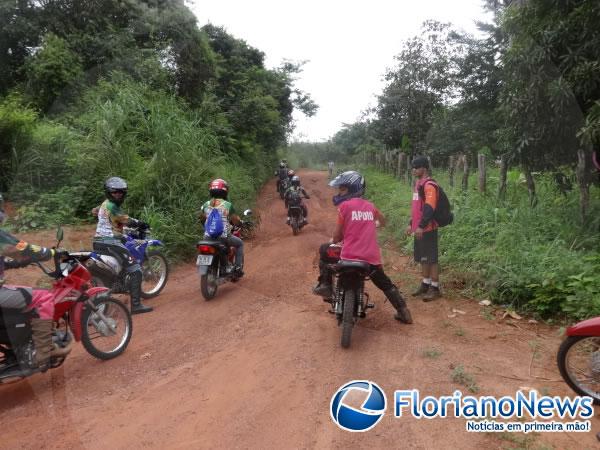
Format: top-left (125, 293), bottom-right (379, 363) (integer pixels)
top-left (6, 75), bottom-right (272, 260)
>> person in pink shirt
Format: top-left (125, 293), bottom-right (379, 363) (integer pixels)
top-left (312, 171), bottom-right (412, 324)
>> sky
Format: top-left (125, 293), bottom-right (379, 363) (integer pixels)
top-left (190, 0), bottom-right (492, 142)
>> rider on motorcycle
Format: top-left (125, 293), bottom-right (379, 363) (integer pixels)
top-left (199, 179), bottom-right (244, 278)
top-left (93, 177), bottom-right (153, 315)
top-left (312, 171), bottom-right (413, 324)
top-left (276, 162), bottom-right (289, 193)
top-left (284, 175), bottom-right (310, 224)
top-left (0, 197), bottom-right (71, 370)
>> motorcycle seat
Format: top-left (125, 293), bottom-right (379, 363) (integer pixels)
top-left (335, 260), bottom-right (371, 273)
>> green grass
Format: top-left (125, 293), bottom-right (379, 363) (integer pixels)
top-left (451, 364), bottom-right (480, 393)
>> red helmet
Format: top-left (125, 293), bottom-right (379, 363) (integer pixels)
top-left (209, 178), bottom-right (229, 199)
top-left (287, 169), bottom-right (295, 177)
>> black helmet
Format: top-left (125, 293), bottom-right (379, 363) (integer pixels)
top-left (279, 162), bottom-right (285, 168)
top-left (329, 170), bottom-right (366, 206)
top-left (291, 175), bottom-right (300, 187)
top-left (104, 177), bottom-right (128, 205)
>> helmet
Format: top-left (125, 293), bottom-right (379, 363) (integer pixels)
top-left (279, 162), bottom-right (285, 168)
top-left (291, 175), bottom-right (300, 187)
top-left (208, 178), bottom-right (229, 199)
top-left (287, 169), bottom-right (295, 177)
top-left (328, 170), bottom-right (366, 206)
top-left (104, 177), bottom-right (128, 205)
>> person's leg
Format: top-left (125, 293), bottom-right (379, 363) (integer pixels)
top-left (302, 204), bottom-right (308, 223)
top-left (99, 240), bottom-right (153, 314)
top-left (313, 243), bottom-right (335, 297)
top-left (423, 230), bottom-right (441, 301)
top-left (0, 287), bottom-right (54, 368)
top-left (413, 237), bottom-right (431, 296)
top-left (227, 235), bottom-right (244, 270)
top-left (369, 267), bottom-right (413, 323)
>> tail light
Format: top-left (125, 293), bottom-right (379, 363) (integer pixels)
top-left (327, 245), bottom-right (342, 259)
top-left (197, 245), bottom-right (216, 254)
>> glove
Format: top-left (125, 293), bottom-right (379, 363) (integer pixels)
top-left (139, 221), bottom-right (150, 230)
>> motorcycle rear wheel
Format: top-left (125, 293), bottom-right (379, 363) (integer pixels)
top-left (201, 264), bottom-right (219, 300)
top-left (81, 297), bottom-right (132, 360)
top-left (292, 217), bottom-right (299, 235)
top-left (557, 335), bottom-right (600, 404)
top-left (341, 290), bottom-right (356, 349)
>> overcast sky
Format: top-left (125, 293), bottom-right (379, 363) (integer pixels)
top-left (190, 0), bottom-right (492, 142)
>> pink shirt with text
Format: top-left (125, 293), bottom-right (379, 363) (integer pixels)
top-left (338, 198), bottom-right (382, 266)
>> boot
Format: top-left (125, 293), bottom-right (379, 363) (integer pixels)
top-left (313, 266), bottom-right (333, 298)
top-left (30, 318), bottom-right (53, 368)
top-left (129, 270), bottom-right (153, 314)
top-left (385, 288), bottom-right (413, 324)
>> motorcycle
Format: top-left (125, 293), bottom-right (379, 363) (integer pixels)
top-left (196, 210), bottom-right (253, 301)
top-left (557, 316), bottom-right (600, 403)
top-left (0, 230), bottom-right (132, 383)
top-left (72, 223), bottom-right (168, 300)
top-left (287, 204), bottom-right (305, 235)
top-left (323, 244), bottom-right (375, 348)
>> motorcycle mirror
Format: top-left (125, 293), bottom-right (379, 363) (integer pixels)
top-left (243, 209), bottom-right (253, 217)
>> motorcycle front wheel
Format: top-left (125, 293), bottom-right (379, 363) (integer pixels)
top-left (81, 297), bottom-right (132, 360)
top-left (557, 335), bottom-right (600, 404)
top-left (200, 263), bottom-right (219, 301)
top-left (141, 253), bottom-right (169, 299)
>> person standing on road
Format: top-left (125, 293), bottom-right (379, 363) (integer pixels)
top-left (405, 156), bottom-right (442, 301)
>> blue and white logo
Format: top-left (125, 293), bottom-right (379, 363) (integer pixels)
top-left (330, 380), bottom-right (387, 432)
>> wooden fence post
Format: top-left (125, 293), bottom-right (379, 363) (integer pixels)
top-left (448, 155), bottom-right (455, 187)
top-left (397, 152), bottom-right (404, 180)
top-left (461, 154), bottom-right (469, 191)
top-left (478, 154), bottom-right (486, 193)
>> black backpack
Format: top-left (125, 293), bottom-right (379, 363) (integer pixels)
top-left (287, 189), bottom-right (302, 206)
top-left (418, 179), bottom-right (454, 227)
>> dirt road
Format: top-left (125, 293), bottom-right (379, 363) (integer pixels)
top-left (0, 171), bottom-right (596, 449)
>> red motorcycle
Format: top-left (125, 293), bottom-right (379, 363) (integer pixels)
top-left (557, 317), bottom-right (600, 403)
top-left (0, 232), bottom-right (132, 383)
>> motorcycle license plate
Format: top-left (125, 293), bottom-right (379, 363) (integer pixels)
top-left (196, 255), bottom-right (213, 266)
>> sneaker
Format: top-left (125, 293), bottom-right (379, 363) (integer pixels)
top-left (312, 283), bottom-right (332, 298)
top-left (234, 266), bottom-right (244, 278)
top-left (286, 217), bottom-right (290, 224)
top-left (412, 282), bottom-right (430, 297)
top-left (303, 218), bottom-right (308, 224)
top-left (422, 286), bottom-right (442, 302)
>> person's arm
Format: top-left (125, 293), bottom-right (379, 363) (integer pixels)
top-left (418, 183), bottom-right (438, 229)
top-left (0, 230), bottom-right (54, 266)
top-left (374, 208), bottom-right (386, 227)
top-left (302, 188), bottom-right (310, 199)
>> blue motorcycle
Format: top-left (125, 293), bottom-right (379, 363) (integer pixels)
top-left (72, 224), bottom-right (169, 299)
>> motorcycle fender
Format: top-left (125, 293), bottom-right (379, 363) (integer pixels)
top-left (146, 241), bottom-right (163, 256)
top-left (85, 286), bottom-right (110, 297)
top-left (69, 302), bottom-right (84, 342)
top-left (198, 265), bottom-right (209, 275)
top-left (567, 316), bottom-right (600, 336)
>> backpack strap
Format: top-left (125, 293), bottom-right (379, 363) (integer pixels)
top-left (417, 179), bottom-right (439, 199)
